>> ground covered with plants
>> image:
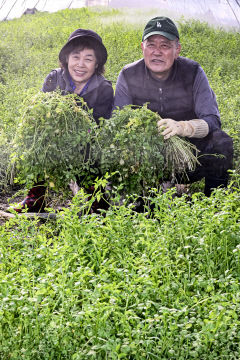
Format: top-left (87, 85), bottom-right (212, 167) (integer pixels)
top-left (0, 6), bottom-right (240, 359)
top-left (1, 185), bottom-right (240, 359)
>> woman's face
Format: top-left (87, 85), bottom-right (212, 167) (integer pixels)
top-left (67, 47), bottom-right (97, 88)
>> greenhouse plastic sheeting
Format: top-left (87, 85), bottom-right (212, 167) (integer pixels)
top-left (110, 0), bottom-right (240, 29)
top-left (1, 0), bottom-right (240, 29)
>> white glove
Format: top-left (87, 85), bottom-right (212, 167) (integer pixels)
top-left (69, 180), bottom-right (80, 196)
top-left (157, 118), bottom-right (209, 139)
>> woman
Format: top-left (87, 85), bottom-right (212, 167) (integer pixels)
top-left (14, 28), bottom-right (114, 212)
top-left (43, 28), bottom-right (113, 123)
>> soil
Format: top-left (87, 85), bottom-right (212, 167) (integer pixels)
top-left (0, 186), bottom-right (72, 226)
top-left (0, 183), bottom-right (192, 226)
top-left (0, 189), bottom-right (22, 212)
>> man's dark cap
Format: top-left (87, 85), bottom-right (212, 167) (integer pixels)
top-left (142, 16), bottom-right (179, 41)
top-left (59, 28), bottom-right (107, 64)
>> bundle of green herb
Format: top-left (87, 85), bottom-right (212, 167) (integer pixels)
top-left (11, 91), bottom-right (99, 189)
top-left (98, 105), bottom-right (199, 193)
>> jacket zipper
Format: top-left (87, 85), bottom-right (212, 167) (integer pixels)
top-left (159, 88), bottom-right (163, 113)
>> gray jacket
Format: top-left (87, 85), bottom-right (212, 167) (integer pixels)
top-left (114, 57), bottom-right (221, 133)
top-left (42, 68), bottom-right (114, 123)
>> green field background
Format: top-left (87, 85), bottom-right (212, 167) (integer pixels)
top-left (0, 7), bottom-right (240, 359)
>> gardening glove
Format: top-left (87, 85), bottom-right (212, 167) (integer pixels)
top-left (69, 180), bottom-right (80, 196)
top-left (157, 118), bottom-right (209, 140)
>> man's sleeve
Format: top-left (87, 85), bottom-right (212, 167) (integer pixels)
top-left (113, 70), bottom-right (133, 109)
top-left (193, 66), bottom-right (221, 133)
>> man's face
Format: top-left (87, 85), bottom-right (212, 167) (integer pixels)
top-left (141, 35), bottom-right (181, 80)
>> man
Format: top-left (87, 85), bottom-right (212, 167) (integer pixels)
top-left (114, 16), bottom-right (233, 196)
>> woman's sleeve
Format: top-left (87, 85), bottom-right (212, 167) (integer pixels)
top-left (41, 70), bottom-right (58, 92)
top-left (92, 82), bottom-right (114, 123)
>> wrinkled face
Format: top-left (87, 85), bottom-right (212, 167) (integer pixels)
top-left (67, 47), bottom-right (97, 87)
top-left (141, 35), bottom-right (181, 80)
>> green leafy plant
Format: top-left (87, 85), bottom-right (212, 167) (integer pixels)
top-left (11, 91), bottom-right (100, 190)
top-left (97, 104), bottom-right (199, 194)
top-left (0, 130), bottom-right (11, 187)
top-left (1, 185), bottom-right (240, 359)
top-left (0, 9), bottom-right (240, 359)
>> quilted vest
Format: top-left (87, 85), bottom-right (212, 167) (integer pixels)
top-left (122, 56), bottom-right (199, 121)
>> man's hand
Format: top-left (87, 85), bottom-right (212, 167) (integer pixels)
top-left (157, 118), bottom-right (209, 139)
top-left (157, 118), bottom-right (192, 139)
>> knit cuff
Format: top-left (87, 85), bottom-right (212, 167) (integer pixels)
top-left (188, 119), bottom-right (209, 138)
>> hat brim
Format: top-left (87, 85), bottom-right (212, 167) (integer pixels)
top-left (59, 35), bottom-right (108, 64)
top-left (143, 31), bottom-right (178, 41)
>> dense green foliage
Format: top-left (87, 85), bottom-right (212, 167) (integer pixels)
top-left (1, 184), bottom-right (240, 359)
top-left (12, 94), bottom-right (199, 193)
top-left (0, 6), bottom-right (239, 185)
top-left (0, 7), bottom-right (240, 359)
top-left (12, 91), bottom-right (99, 189)
top-left (98, 105), bottom-right (198, 194)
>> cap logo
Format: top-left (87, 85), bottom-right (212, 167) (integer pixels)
top-left (156, 21), bottom-right (162, 28)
